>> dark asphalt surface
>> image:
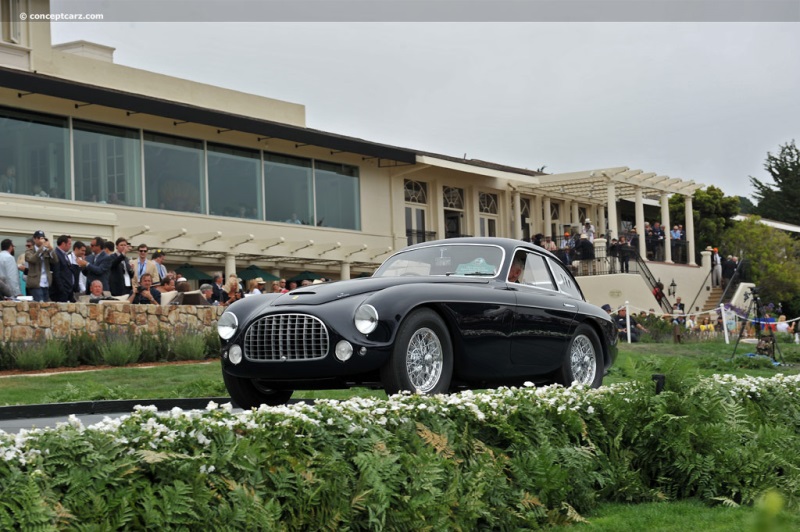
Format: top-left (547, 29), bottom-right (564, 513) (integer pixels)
top-left (0, 397), bottom-right (235, 434)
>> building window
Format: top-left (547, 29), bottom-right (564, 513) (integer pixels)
top-left (550, 203), bottom-right (560, 220)
top-left (207, 143), bottom-right (261, 220)
top-left (404, 179), bottom-right (427, 204)
top-left (3, 0), bottom-right (21, 44)
top-left (315, 161), bottom-right (360, 230)
top-left (520, 197), bottom-right (531, 241)
top-left (0, 106), bottom-right (69, 199)
top-left (404, 180), bottom-right (431, 245)
top-left (578, 206), bottom-right (587, 223)
top-left (143, 133), bottom-right (204, 213)
top-left (479, 192), bottom-right (498, 237)
top-left (479, 192), bottom-right (498, 214)
top-left (73, 120), bottom-right (142, 206)
top-left (264, 152), bottom-right (313, 225)
top-left (443, 186), bottom-right (464, 210)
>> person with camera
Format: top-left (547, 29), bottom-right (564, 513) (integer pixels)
top-left (128, 272), bottom-right (161, 304)
top-left (25, 230), bottom-right (57, 302)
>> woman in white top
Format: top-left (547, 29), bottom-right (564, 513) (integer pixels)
top-left (776, 315), bottom-right (794, 334)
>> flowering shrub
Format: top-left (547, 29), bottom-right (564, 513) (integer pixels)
top-left (2, 374), bottom-right (800, 529)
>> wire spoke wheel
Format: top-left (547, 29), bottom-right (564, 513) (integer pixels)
top-left (569, 333), bottom-right (597, 385)
top-left (405, 327), bottom-right (444, 393)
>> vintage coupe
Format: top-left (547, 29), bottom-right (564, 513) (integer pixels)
top-left (219, 237), bottom-right (617, 408)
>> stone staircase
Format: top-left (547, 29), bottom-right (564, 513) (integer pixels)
top-left (701, 286), bottom-right (725, 312)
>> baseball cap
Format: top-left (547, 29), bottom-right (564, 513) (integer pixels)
top-left (601, 304), bottom-right (612, 312)
top-left (33, 230), bottom-right (46, 239)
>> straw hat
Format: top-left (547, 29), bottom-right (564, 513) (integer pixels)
top-left (254, 277), bottom-right (266, 285)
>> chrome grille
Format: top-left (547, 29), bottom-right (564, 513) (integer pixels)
top-left (244, 314), bottom-right (329, 361)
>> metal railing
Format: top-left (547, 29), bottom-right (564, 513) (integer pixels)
top-left (406, 230), bottom-right (437, 246)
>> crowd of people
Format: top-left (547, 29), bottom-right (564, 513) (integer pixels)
top-left (602, 297), bottom-right (797, 345)
top-left (0, 229), bottom-right (338, 306)
top-left (1, 231), bottom-right (190, 304)
top-left (526, 218), bottom-right (692, 277)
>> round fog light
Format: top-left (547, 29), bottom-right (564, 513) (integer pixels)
top-left (335, 340), bottom-right (353, 362)
top-left (229, 344), bottom-right (243, 365)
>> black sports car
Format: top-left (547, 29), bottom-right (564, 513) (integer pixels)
top-left (219, 237), bottom-right (617, 408)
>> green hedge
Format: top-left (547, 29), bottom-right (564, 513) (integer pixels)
top-left (0, 329), bottom-right (221, 371)
top-left (2, 373), bottom-right (800, 529)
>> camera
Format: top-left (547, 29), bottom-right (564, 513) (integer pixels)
top-left (138, 286), bottom-right (146, 293)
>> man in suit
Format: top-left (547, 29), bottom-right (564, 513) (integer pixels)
top-left (69, 241), bottom-right (89, 295)
top-left (210, 272), bottom-right (227, 304)
top-left (132, 243), bottom-right (160, 288)
top-left (108, 237), bottom-right (134, 296)
top-left (83, 237), bottom-right (111, 293)
top-left (51, 234), bottom-right (76, 302)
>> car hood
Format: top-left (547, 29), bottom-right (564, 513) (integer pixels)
top-left (271, 276), bottom-right (490, 306)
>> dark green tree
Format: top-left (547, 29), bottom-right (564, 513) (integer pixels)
top-left (721, 216), bottom-right (800, 304)
top-left (669, 185), bottom-right (740, 263)
top-left (750, 140), bottom-right (800, 225)
top-left (738, 196), bottom-right (757, 214)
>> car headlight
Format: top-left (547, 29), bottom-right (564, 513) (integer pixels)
top-left (354, 304), bottom-right (378, 335)
top-left (217, 312), bottom-right (238, 340)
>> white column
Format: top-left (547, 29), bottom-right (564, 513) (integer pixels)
top-left (532, 195), bottom-right (543, 235)
top-left (340, 261), bottom-right (351, 281)
top-left (635, 187), bottom-right (647, 261)
top-left (571, 202), bottom-right (579, 229)
top-left (224, 253), bottom-right (236, 279)
top-left (606, 182), bottom-right (618, 239)
top-left (685, 194), bottom-right (696, 265)
top-left (598, 204), bottom-right (606, 238)
top-left (661, 193), bottom-right (672, 263)
top-left (543, 196), bottom-right (552, 237)
top-left (512, 190), bottom-right (522, 240)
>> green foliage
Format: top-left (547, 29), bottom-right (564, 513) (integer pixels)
top-left (669, 186), bottom-right (740, 263)
top-left (136, 329), bottom-right (173, 363)
top-left (99, 334), bottom-right (140, 367)
top-left (173, 333), bottom-right (207, 361)
top-left (4, 375), bottom-right (800, 529)
top-left (0, 342), bottom-right (18, 371)
top-left (721, 215), bottom-right (800, 302)
top-left (42, 382), bottom-right (130, 403)
top-left (173, 378), bottom-right (226, 398)
top-left (750, 140), bottom-right (800, 225)
top-left (14, 342), bottom-right (48, 371)
top-left (64, 331), bottom-right (101, 366)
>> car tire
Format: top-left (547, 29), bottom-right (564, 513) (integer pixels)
top-left (558, 323), bottom-right (604, 388)
top-left (223, 370), bottom-right (293, 409)
top-left (381, 308), bottom-right (453, 395)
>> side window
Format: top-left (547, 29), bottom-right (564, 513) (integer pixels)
top-left (548, 258), bottom-right (583, 300)
top-left (521, 252), bottom-right (556, 291)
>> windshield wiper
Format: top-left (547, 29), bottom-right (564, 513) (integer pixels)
top-left (445, 271), bottom-right (495, 276)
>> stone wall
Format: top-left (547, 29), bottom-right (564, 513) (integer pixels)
top-left (0, 301), bottom-right (225, 342)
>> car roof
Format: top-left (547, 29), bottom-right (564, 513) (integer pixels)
top-left (401, 237), bottom-right (556, 260)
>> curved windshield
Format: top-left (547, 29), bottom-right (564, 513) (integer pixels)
top-left (374, 244), bottom-right (504, 278)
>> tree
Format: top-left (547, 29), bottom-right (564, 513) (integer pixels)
top-left (721, 216), bottom-right (800, 304)
top-left (738, 196), bottom-right (757, 214)
top-left (669, 185), bottom-right (740, 262)
top-left (750, 140), bottom-right (800, 225)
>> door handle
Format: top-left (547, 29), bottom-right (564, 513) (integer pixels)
top-left (563, 303), bottom-right (577, 309)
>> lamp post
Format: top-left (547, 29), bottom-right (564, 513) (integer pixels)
top-left (668, 279), bottom-right (677, 297)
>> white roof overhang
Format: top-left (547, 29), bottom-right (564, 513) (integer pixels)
top-left (511, 166), bottom-right (704, 204)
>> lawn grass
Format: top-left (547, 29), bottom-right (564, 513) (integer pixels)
top-left (551, 498), bottom-right (800, 532)
top-left (0, 361), bottom-right (387, 406)
top-left (0, 338), bottom-right (798, 407)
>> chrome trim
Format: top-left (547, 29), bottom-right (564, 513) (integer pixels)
top-left (243, 313), bottom-right (329, 361)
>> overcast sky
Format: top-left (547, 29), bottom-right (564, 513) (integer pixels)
top-left (50, 21), bottom-right (799, 200)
